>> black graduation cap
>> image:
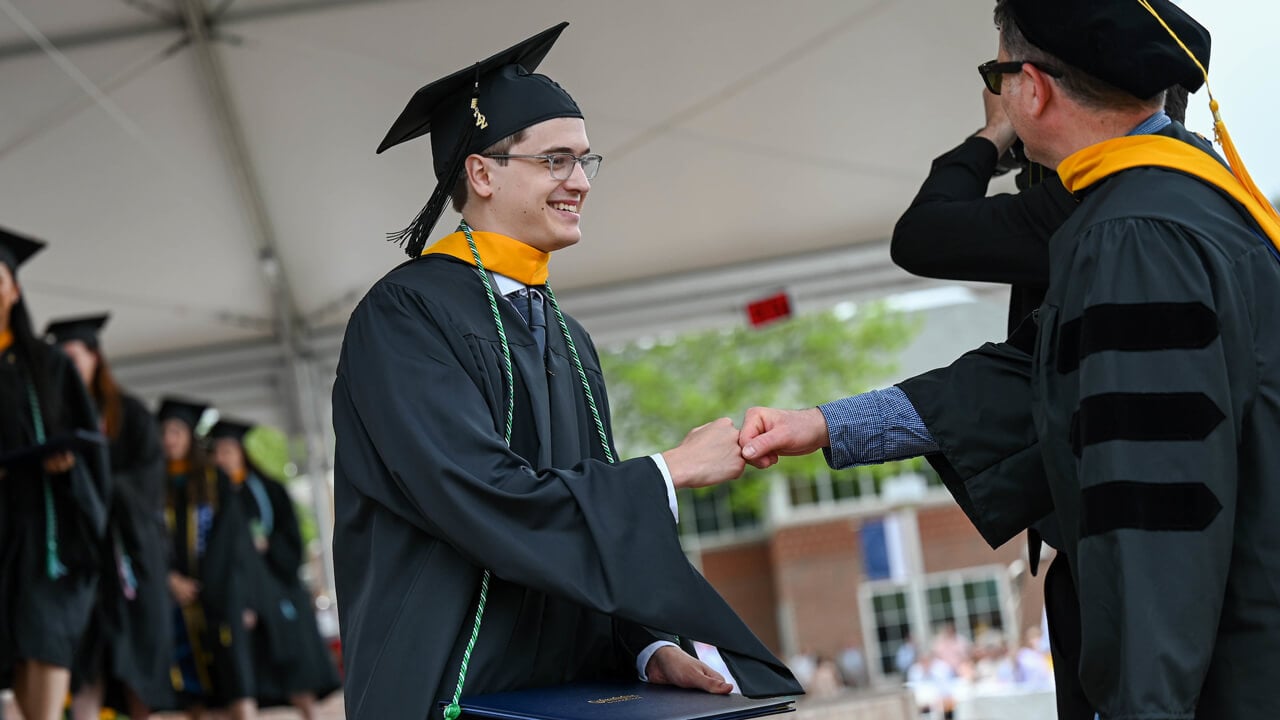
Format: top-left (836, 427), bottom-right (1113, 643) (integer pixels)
top-left (45, 313), bottom-right (110, 351)
top-left (1007, 0), bottom-right (1211, 99)
top-left (157, 397), bottom-right (210, 430)
top-left (0, 226), bottom-right (46, 273)
top-left (209, 418), bottom-right (253, 443)
top-left (378, 22), bottom-right (582, 257)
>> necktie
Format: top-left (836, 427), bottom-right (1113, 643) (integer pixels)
top-left (509, 287), bottom-right (547, 356)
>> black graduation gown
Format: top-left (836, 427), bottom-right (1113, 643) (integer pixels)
top-left (891, 134), bottom-right (1075, 330)
top-left (73, 394), bottom-right (175, 710)
top-left (890, 135), bottom-right (1093, 719)
top-left (0, 342), bottom-right (108, 679)
top-left (332, 254), bottom-right (801, 719)
top-left (899, 125), bottom-right (1280, 718)
top-left (241, 472), bottom-right (340, 703)
top-left (165, 466), bottom-right (258, 708)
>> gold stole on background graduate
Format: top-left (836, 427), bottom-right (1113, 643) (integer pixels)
top-left (1057, 134), bottom-right (1280, 253)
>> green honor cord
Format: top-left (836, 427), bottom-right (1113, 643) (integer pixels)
top-left (442, 222), bottom-right (614, 720)
top-left (25, 380), bottom-right (68, 580)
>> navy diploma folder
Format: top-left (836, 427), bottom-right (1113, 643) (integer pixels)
top-left (0, 429), bottom-right (105, 469)
top-left (452, 682), bottom-right (795, 720)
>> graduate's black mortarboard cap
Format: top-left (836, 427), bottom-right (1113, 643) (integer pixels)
top-left (0, 226), bottom-right (46, 274)
top-left (45, 313), bottom-right (110, 351)
top-left (1007, 0), bottom-right (1211, 99)
top-left (379, 22), bottom-right (582, 257)
top-left (157, 397), bottom-right (210, 430)
top-left (209, 418), bottom-right (253, 443)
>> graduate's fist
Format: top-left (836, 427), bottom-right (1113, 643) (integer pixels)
top-left (168, 572), bottom-right (201, 607)
top-left (663, 418), bottom-right (746, 490)
top-left (645, 646), bottom-right (733, 695)
top-left (42, 450), bottom-right (75, 475)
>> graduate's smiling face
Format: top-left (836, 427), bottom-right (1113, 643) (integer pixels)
top-left (162, 419), bottom-right (193, 462)
top-left (471, 117), bottom-right (591, 253)
top-left (212, 437), bottom-right (246, 476)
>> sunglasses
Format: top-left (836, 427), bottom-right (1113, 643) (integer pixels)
top-left (977, 59), bottom-right (1063, 95)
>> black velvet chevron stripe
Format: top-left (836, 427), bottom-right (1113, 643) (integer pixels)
top-left (1069, 392), bottom-right (1226, 456)
top-left (1057, 302), bottom-right (1219, 374)
top-left (1080, 481), bottom-right (1222, 538)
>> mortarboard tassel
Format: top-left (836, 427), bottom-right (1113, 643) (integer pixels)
top-left (385, 120), bottom-right (475, 258)
top-left (1137, 0), bottom-right (1280, 235)
top-left (387, 64), bottom-right (486, 258)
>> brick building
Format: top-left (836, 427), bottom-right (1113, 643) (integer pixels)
top-left (679, 468), bottom-right (1048, 685)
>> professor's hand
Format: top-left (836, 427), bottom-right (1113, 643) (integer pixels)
top-left (662, 418), bottom-right (746, 490)
top-left (645, 646), bottom-right (733, 695)
top-left (975, 88), bottom-right (1017, 156)
top-left (739, 407), bottom-right (829, 469)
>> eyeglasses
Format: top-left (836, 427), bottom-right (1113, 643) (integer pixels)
top-left (482, 153), bottom-right (604, 180)
top-left (977, 59), bottom-right (1063, 95)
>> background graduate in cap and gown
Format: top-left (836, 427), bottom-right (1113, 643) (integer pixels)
top-left (332, 22), bottom-right (801, 720)
top-left (740, 0), bottom-right (1280, 717)
top-left (159, 397), bottom-right (259, 718)
top-left (0, 228), bottom-right (109, 720)
top-left (47, 314), bottom-right (174, 720)
top-left (209, 419), bottom-right (340, 717)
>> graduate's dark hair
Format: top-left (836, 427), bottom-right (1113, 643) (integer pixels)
top-left (6, 293), bottom-right (66, 436)
top-left (165, 419), bottom-right (217, 509)
top-left (75, 344), bottom-right (125, 441)
top-left (994, 0), bottom-right (1165, 110)
top-left (1164, 85), bottom-right (1189, 124)
top-left (448, 129), bottom-right (530, 213)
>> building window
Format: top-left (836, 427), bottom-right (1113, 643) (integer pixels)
top-left (870, 590), bottom-right (913, 676)
top-left (678, 483), bottom-right (764, 541)
top-left (862, 567), bottom-right (1012, 681)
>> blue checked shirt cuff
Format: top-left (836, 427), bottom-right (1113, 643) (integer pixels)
top-left (819, 386), bottom-right (938, 469)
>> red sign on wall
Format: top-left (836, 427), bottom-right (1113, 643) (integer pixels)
top-left (746, 291), bottom-right (792, 328)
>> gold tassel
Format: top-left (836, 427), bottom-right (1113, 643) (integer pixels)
top-left (1137, 0), bottom-right (1280, 229)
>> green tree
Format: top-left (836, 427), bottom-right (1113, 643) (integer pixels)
top-left (243, 424), bottom-right (318, 547)
top-left (600, 303), bottom-right (923, 523)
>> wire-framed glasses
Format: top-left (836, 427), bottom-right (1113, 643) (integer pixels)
top-left (483, 153), bottom-right (604, 180)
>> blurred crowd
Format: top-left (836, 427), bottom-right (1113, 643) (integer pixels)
top-left (1, 232), bottom-right (338, 720)
top-left (786, 621), bottom-right (1054, 717)
top-left (899, 622), bottom-right (1053, 718)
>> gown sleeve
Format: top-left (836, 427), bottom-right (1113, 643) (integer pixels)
top-left (891, 136), bottom-right (1072, 285)
top-left (896, 313), bottom-right (1053, 548)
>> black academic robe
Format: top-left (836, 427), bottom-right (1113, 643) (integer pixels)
top-left (899, 124), bottom-right (1280, 718)
top-left (166, 465), bottom-right (258, 708)
top-left (73, 394), bottom-right (175, 709)
top-left (333, 254), bottom-right (801, 719)
top-left (240, 472), bottom-right (340, 703)
top-left (891, 134), bottom-right (1074, 331)
top-left (890, 135), bottom-right (1093, 719)
top-left (0, 341), bottom-right (109, 680)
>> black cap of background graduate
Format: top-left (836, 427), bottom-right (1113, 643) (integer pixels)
top-left (1006, 0), bottom-right (1210, 99)
top-left (157, 397), bottom-right (210, 430)
top-left (45, 313), bottom-right (110, 351)
top-left (0, 226), bottom-right (45, 274)
top-left (208, 418), bottom-right (253, 443)
top-left (378, 22), bottom-right (582, 257)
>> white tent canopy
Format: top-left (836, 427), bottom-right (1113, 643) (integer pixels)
top-left (2, 0), bottom-right (1006, 364)
top-left (3, 1), bottom-right (1276, 595)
